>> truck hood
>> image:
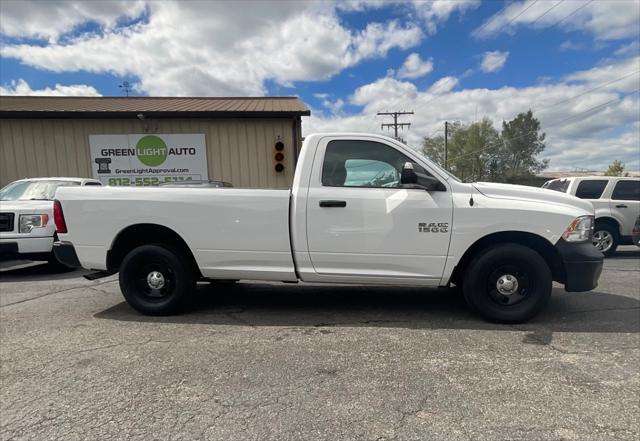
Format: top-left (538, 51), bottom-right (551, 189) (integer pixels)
top-left (0, 200), bottom-right (54, 214)
top-left (473, 182), bottom-right (593, 214)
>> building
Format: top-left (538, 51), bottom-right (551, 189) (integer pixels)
top-left (0, 96), bottom-right (310, 188)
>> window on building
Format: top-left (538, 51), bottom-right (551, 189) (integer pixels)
top-left (611, 180), bottom-right (640, 201)
top-left (575, 180), bottom-right (608, 199)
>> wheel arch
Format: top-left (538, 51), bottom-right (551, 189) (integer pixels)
top-left (450, 231), bottom-right (564, 286)
top-left (107, 223), bottom-right (201, 277)
top-left (594, 216), bottom-right (621, 236)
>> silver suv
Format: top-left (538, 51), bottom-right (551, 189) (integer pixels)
top-left (543, 176), bottom-right (640, 256)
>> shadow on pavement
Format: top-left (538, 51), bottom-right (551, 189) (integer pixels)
top-left (609, 248), bottom-right (640, 260)
top-left (0, 261), bottom-right (88, 282)
top-left (95, 282), bottom-right (640, 333)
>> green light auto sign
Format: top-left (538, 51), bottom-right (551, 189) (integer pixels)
top-left (89, 133), bottom-right (207, 186)
top-left (136, 135), bottom-right (168, 166)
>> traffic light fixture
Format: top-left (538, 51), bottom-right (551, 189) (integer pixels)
top-left (274, 138), bottom-right (285, 173)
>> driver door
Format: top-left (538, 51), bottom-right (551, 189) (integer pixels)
top-left (305, 137), bottom-right (453, 284)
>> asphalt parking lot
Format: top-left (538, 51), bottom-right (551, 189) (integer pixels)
top-left (1, 248), bottom-right (638, 441)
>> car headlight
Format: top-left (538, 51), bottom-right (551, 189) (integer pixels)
top-left (562, 215), bottom-right (594, 242)
top-left (19, 214), bottom-right (49, 233)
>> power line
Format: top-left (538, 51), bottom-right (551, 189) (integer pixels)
top-left (536, 70), bottom-right (640, 111)
top-left (473, 1), bottom-right (513, 36)
top-left (549, 0), bottom-right (593, 27)
top-left (446, 88), bottom-right (640, 163)
top-left (530, 0), bottom-right (566, 25)
top-left (504, 0), bottom-right (540, 27)
top-left (414, 70), bottom-right (640, 140)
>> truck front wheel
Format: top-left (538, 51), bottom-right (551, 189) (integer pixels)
top-left (462, 243), bottom-right (552, 323)
top-left (119, 244), bottom-right (195, 315)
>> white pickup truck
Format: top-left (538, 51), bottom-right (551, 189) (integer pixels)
top-left (53, 133), bottom-right (603, 323)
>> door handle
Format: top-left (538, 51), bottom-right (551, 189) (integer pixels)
top-left (319, 200), bottom-right (347, 208)
top-left (615, 204), bottom-right (628, 208)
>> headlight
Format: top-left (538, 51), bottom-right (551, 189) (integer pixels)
top-left (19, 214), bottom-right (49, 233)
top-left (562, 215), bottom-right (594, 242)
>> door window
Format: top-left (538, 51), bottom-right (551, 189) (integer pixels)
top-left (575, 180), bottom-right (608, 199)
top-left (612, 180), bottom-right (640, 201)
top-left (322, 140), bottom-right (429, 188)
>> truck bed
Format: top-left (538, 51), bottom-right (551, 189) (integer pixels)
top-left (57, 186), bottom-right (297, 281)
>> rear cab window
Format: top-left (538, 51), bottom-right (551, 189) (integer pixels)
top-left (575, 180), bottom-right (608, 199)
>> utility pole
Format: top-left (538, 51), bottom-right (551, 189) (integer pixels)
top-left (378, 111), bottom-right (413, 141)
top-left (444, 121), bottom-right (449, 170)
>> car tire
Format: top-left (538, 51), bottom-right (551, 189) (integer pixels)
top-left (463, 243), bottom-right (552, 324)
top-left (119, 244), bottom-right (195, 316)
top-left (592, 223), bottom-right (618, 257)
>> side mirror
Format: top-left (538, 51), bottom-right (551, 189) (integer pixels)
top-left (401, 162), bottom-right (446, 191)
top-left (400, 162), bottom-right (418, 184)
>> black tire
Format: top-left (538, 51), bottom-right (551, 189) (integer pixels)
top-left (592, 223), bottom-right (619, 257)
top-left (119, 244), bottom-right (195, 315)
top-left (462, 243), bottom-right (552, 324)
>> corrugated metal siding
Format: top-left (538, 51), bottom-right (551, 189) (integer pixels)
top-left (0, 118), bottom-right (298, 188)
top-left (0, 96), bottom-right (310, 115)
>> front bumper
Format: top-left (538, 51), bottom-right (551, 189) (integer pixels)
top-left (53, 241), bottom-right (82, 268)
top-left (0, 236), bottom-right (54, 260)
top-left (556, 238), bottom-right (603, 292)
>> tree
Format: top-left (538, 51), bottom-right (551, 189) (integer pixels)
top-left (446, 118), bottom-right (501, 182)
top-left (500, 110), bottom-right (548, 178)
top-left (420, 111), bottom-right (548, 183)
top-left (420, 121), bottom-right (462, 168)
top-left (604, 160), bottom-right (625, 176)
top-left (421, 119), bottom-right (499, 182)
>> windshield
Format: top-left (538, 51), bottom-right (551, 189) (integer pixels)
top-left (0, 180), bottom-right (81, 201)
top-left (542, 179), bottom-right (570, 192)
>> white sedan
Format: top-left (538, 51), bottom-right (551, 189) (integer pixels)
top-left (0, 177), bottom-right (101, 266)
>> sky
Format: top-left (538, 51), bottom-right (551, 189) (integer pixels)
top-left (0, 0), bottom-right (639, 172)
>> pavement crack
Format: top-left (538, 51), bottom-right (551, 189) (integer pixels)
top-left (0, 279), bottom-right (116, 308)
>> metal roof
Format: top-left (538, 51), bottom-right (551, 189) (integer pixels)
top-left (0, 96), bottom-right (310, 118)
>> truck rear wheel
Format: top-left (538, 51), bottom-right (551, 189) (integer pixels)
top-left (119, 244), bottom-right (195, 315)
top-left (462, 243), bottom-right (552, 323)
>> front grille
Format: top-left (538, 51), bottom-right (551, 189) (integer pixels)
top-left (0, 213), bottom-right (15, 232)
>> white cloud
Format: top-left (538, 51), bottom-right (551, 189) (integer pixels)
top-left (473, 0), bottom-right (640, 41)
top-left (304, 56), bottom-right (640, 171)
top-left (337, 0), bottom-right (481, 35)
top-left (427, 76), bottom-right (459, 94)
top-left (565, 56), bottom-right (640, 93)
top-left (314, 93), bottom-right (345, 115)
top-left (1, 2), bottom-right (424, 96)
top-left (480, 51), bottom-right (509, 73)
top-left (615, 41), bottom-right (640, 57)
top-left (0, 0), bottom-right (146, 42)
top-left (0, 79), bottom-right (101, 96)
top-left (559, 40), bottom-right (583, 52)
top-left (397, 53), bottom-right (433, 79)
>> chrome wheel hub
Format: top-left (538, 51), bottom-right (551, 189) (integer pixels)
top-left (146, 271), bottom-right (165, 290)
top-left (592, 230), bottom-right (613, 252)
top-left (496, 274), bottom-right (519, 296)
